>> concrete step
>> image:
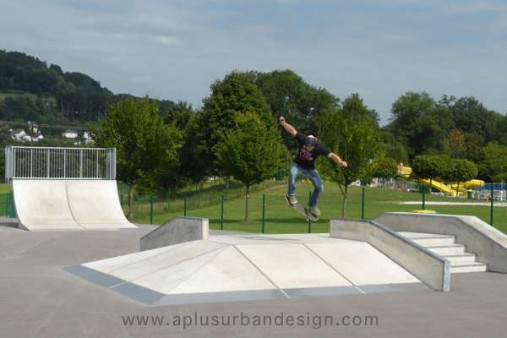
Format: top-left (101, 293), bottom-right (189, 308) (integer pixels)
top-left (398, 232), bottom-right (456, 246)
top-left (425, 244), bottom-right (466, 256)
top-left (397, 232), bottom-right (488, 274)
top-left (412, 237), bottom-right (456, 247)
top-left (451, 263), bottom-right (488, 273)
top-left (444, 254), bottom-right (478, 265)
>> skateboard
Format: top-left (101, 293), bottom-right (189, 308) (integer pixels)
top-left (285, 195), bottom-right (318, 221)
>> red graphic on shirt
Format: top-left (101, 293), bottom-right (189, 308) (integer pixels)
top-left (299, 146), bottom-right (314, 161)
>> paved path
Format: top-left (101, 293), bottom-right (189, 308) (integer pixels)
top-left (1, 222), bottom-right (506, 338)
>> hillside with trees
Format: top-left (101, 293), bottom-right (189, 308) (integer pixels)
top-left (0, 50), bottom-right (182, 125)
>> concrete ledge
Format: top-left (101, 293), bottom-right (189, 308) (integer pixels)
top-left (330, 219), bottom-right (450, 292)
top-left (140, 217), bottom-right (209, 251)
top-left (373, 212), bottom-right (507, 273)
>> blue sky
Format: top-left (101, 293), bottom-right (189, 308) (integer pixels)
top-left (1, 0), bottom-right (506, 125)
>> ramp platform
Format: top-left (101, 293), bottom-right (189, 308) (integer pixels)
top-left (65, 233), bottom-right (426, 306)
top-left (13, 179), bottom-right (137, 231)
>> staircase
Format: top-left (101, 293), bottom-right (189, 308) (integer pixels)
top-left (398, 232), bottom-right (487, 273)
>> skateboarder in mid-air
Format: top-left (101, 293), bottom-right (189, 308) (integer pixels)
top-left (279, 116), bottom-right (348, 218)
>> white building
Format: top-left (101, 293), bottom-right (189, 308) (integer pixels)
top-left (62, 129), bottom-right (78, 139)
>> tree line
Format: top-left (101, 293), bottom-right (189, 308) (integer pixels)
top-left (88, 71), bottom-right (382, 219)
top-left (3, 50), bottom-right (507, 217)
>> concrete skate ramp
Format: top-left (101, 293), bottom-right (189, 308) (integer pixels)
top-left (65, 233), bottom-right (426, 306)
top-left (13, 180), bottom-right (83, 230)
top-left (12, 179), bottom-right (136, 231)
top-left (66, 180), bottom-right (133, 229)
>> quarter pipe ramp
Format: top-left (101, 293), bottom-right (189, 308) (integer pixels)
top-left (12, 179), bottom-right (137, 231)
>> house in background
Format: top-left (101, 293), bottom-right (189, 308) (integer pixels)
top-left (9, 121), bottom-right (44, 142)
top-left (83, 131), bottom-right (93, 144)
top-left (62, 129), bottom-right (78, 139)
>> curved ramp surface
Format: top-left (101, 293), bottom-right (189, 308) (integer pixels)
top-left (66, 180), bottom-right (133, 229)
top-left (13, 180), bottom-right (84, 230)
top-left (13, 179), bottom-right (136, 231)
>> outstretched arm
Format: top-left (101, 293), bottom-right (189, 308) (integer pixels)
top-left (328, 152), bottom-right (348, 168)
top-left (278, 116), bottom-right (297, 137)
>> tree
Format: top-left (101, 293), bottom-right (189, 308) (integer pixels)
top-left (450, 96), bottom-right (500, 142)
top-left (380, 130), bottom-right (409, 165)
top-left (445, 129), bottom-right (465, 158)
top-left (253, 70), bottom-right (340, 139)
top-left (161, 100), bottom-right (193, 130)
top-left (318, 94), bottom-right (382, 217)
top-left (478, 143), bottom-right (507, 182)
top-left (215, 112), bottom-right (284, 222)
top-left (158, 100), bottom-right (195, 194)
top-left (370, 156), bottom-right (399, 187)
top-left (387, 92), bottom-right (435, 144)
top-left (446, 159), bottom-right (478, 197)
top-left (90, 96), bottom-right (182, 219)
top-left (411, 155), bottom-right (452, 193)
top-left (189, 71), bottom-right (272, 179)
top-left (386, 92), bottom-right (454, 159)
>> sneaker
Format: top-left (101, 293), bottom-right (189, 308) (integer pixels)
top-left (309, 207), bottom-right (321, 217)
top-left (286, 194), bottom-right (298, 205)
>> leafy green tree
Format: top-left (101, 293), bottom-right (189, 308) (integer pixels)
top-left (388, 92), bottom-right (435, 137)
top-left (462, 132), bottom-right (486, 164)
top-left (161, 100), bottom-right (194, 130)
top-left (411, 155), bottom-right (452, 192)
top-left (318, 94), bottom-right (382, 217)
top-left (386, 92), bottom-right (454, 159)
top-left (89, 96), bottom-right (182, 219)
top-left (444, 129), bottom-right (466, 158)
top-left (449, 96), bottom-right (500, 142)
top-left (478, 143), bottom-right (507, 182)
top-left (156, 100), bottom-right (195, 194)
top-left (380, 131), bottom-right (409, 165)
top-left (446, 159), bottom-right (478, 197)
top-left (189, 71), bottom-right (272, 179)
top-left (215, 112), bottom-right (284, 222)
top-left (253, 70), bottom-right (340, 140)
top-left (370, 156), bottom-right (399, 187)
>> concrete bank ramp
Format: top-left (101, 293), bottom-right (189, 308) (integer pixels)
top-left (65, 233), bottom-right (427, 306)
top-left (13, 179), bottom-right (137, 231)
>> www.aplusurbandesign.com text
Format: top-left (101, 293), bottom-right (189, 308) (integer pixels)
top-left (121, 312), bottom-right (379, 330)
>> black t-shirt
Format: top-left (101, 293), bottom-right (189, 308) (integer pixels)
top-left (293, 133), bottom-right (331, 169)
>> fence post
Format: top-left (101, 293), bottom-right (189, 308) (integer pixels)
top-left (184, 197), bottom-right (187, 216)
top-left (361, 187), bottom-right (365, 220)
top-left (490, 183), bottom-right (494, 226)
top-left (422, 184), bottom-right (426, 210)
top-left (261, 194), bottom-right (266, 234)
top-left (307, 191), bottom-right (312, 233)
top-left (220, 195), bottom-right (225, 230)
top-left (150, 196), bottom-right (153, 225)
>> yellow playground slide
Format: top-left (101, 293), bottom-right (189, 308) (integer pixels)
top-left (397, 166), bottom-right (484, 197)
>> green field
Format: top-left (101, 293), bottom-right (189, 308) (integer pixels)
top-left (129, 181), bottom-right (507, 235)
top-left (0, 184), bottom-right (12, 194)
top-left (2, 180), bottom-right (504, 234)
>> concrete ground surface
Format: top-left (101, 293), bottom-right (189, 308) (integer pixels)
top-left (1, 220), bottom-right (506, 338)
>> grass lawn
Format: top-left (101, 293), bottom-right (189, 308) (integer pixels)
top-left (131, 181), bottom-right (507, 235)
top-left (0, 184), bottom-right (12, 194)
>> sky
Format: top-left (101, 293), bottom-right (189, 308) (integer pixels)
top-left (1, 0), bottom-right (506, 125)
